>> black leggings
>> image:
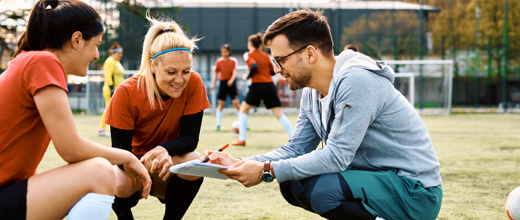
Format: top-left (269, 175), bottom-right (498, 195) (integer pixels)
top-left (279, 173), bottom-right (375, 220)
top-left (112, 175), bottom-right (203, 220)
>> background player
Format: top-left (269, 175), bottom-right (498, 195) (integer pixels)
top-left (232, 33), bottom-right (293, 146)
top-left (98, 42), bottom-right (124, 137)
top-left (210, 43), bottom-right (240, 131)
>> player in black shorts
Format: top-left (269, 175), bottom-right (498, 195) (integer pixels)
top-left (210, 44), bottom-right (240, 131)
top-left (232, 33), bottom-right (293, 146)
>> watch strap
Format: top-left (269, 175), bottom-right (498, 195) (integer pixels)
top-left (264, 161), bottom-right (271, 173)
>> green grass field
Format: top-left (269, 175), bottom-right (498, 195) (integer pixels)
top-left (37, 113), bottom-right (520, 219)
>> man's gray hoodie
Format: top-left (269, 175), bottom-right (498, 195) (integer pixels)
top-left (245, 50), bottom-right (441, 188)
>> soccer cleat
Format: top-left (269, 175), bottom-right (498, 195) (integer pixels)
top-left (98, 128), bottom-right (110, 137)
top-left (231, 139), bottom-right (246, 146)
top-left (216, 125), bottom-right (220, 131)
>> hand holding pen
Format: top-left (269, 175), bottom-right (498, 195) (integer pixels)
top-left (202, 143), bottom-right (229, 163)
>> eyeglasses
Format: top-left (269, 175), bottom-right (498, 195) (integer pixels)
top-left (271, 46), bottom-right (307, 70)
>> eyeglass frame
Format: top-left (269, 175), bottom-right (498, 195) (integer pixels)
top-left (271, 45), bottom-right (308, 70)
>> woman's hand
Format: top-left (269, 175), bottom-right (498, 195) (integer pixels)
top-left (123, 156), bottom-right (152, 199)
top-left (140, 146), bottom-right (173, 181)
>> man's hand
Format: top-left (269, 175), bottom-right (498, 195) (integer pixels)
top-left (123, 157), bottom-right (152, 199)
top-left (201, 150), bottom-right (240, 167)
top-left (210, 83), bottom-right (215, 91)
top-left (242, 74), bottom-right (248, 81)
top-left (140, 146), bottom-right (173, 181)
top-left (227, 80), bottom-right (234, 87)
top-left (219, 160), bottom-right (264, 187)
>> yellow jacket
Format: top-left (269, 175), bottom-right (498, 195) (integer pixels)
top-left (102, 56), bottom-right (125, 97)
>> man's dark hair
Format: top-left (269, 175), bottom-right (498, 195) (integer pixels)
top-left (263, 8), bottom-right (333, 57)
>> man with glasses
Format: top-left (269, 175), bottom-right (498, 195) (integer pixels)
top-left (204, 8), bottom-right (442, 220)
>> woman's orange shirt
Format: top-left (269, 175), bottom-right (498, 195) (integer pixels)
top-left (0, 51), bottom-right (68, 187)
top-left (243, 49), bottom-right (274, 84)
top-left (105, 72), bottom-right (210, 157)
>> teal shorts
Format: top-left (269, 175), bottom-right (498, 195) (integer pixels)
top-left (340, 168), bottom-right (442, 220)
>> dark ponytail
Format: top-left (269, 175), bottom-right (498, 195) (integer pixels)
top-left (14, 0), bottom-right (104, 58)
top-left (248, 32), bottom-right (263, 49)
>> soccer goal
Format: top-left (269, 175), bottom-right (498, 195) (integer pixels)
top-left (385, 60), bottom-right (454, 115)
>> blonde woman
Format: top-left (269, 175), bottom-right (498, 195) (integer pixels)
top-left (105, 15), bottom-right (210, 219)
top-left (99, 42), bottom-right (124, 136)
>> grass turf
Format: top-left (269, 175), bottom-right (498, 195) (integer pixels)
top-left (36, 113), bottom-right (520, 219)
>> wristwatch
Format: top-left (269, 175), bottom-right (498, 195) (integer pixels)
top-left (260, 161), bottom-right (274, 182)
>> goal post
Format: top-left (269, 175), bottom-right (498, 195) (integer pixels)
top-left (394, 72), bottom-right (415, 109)
top-left (385, 60), bottom-right (454, 115)
top-left (85, 70), bottom-right (138, 114)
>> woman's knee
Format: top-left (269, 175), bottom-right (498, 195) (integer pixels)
top-left (114, 166), bottom-right (141, 198)
top-left (172, 152), bottom-right (202, 181)
top-left (271, 107), bottom-right (284, 118)
top-left (239, 102), bottom-right (252, 114)
top-left (83, 157), bottom-right (116, 195)
top-left (172, 151), bottom-right (200, 164)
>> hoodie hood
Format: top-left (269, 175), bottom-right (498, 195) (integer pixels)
top-left (333, 50), bottom-right (395, 84)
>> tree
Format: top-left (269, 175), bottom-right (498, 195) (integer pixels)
top-left (0, 8), bottom-right (29, 70)
top-left (342, 11), bottom-right (420, 60)
top-left (429, 0), bottom-right (520, 75)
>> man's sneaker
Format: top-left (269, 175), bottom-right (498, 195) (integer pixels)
top-left (98, 128), bottom-right (110, 137)
top-left (216, 125), bottom-right (220, 131)
top-left (231, 139), bottom-right (246, 146)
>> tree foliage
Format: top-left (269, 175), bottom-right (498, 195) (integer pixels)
top-left (341, 0), bottom-right (520, 74)
top-left (342, 11), bottom-right (419, 60)
top-left (0, 9), bottom-right (29, 60)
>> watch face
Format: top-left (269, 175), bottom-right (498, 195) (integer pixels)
top-left (261, 173), bottom-right (274, 182)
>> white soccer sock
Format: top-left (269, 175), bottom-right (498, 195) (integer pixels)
top-left (67, 193), bottom-right (114, 220)
top-left (279, 115), bottom-right (293, 136)
top-left (216, 110), bottom-right (223, 127)
top-left (239, 113), bottom-right (248, 141)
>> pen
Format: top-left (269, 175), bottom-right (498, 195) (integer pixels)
top-left (202, 143), bottom-right (229, 163)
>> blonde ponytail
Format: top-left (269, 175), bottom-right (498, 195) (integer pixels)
top-left (137, 14), bottom-right (199, 109)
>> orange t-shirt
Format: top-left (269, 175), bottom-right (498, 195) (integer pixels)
top-left (105, 72), bottom-right (210, 157)
top-left (215, 57), bottom-right (237, 81)
top-left (0, 51), bottom-right (68, 187)
top-left (243, 50), bottom-right (274, 84)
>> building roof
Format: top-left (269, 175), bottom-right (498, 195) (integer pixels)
top-left (140, 1), bottom-right (439, 12)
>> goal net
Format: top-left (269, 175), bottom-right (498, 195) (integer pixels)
top-left (385, 60), bottom-right (454, 115)
top-left (85, 70), bottom-right (138, 114)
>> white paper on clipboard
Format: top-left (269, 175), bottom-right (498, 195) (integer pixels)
top-left (169, 159), bottom-right (229, 180)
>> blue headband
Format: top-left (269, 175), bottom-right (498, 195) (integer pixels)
top-left (110, 48), bottom-right (122, 53)
top-left (152, 47), bottom-right (192, 59)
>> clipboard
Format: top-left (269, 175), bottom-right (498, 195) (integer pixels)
top-left (169, 159), bottom-right (229, 180)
